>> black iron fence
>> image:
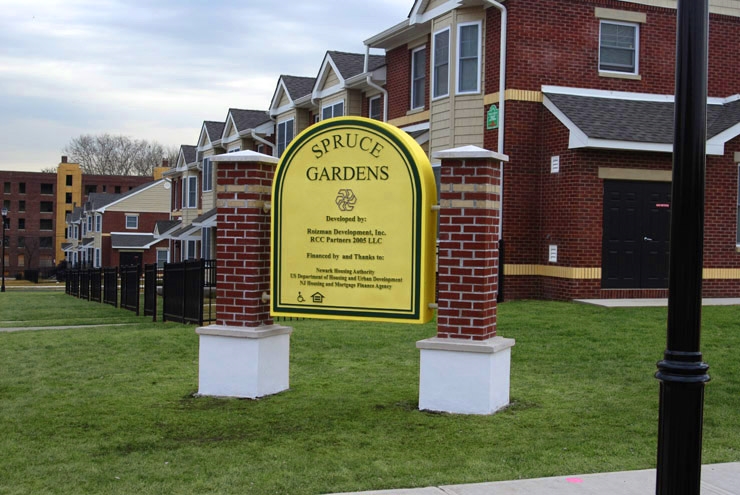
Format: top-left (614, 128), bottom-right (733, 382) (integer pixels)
top-left (103, 267), bottom-right (118, 307)
top-left (119, 264), bottom-right (141, 316)
top-left (143, 263), bottom-right (162, 321)
top-left (90, 268), bottom-right (102, 303)
top-left (65, 259), bottom-right (217, 326)
top-left (160, 259), bottom-right (217, 326)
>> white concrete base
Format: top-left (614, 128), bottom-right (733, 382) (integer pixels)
top-left (196, 324), bottom-right (292, 399)
top-left (417, 336), bottom-right (515, 415)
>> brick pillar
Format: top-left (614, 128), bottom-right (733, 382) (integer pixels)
top-left (214, 157), bottom-right (276, 327)
top-left (417, 146), bottom-right (514, 415)
top-left (437, 151), bottom-right (501, 340)
top-left (196, 151), bottom-right (291, 399)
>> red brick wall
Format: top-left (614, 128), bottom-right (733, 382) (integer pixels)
top-left (386, 37), bottom-right (430, 120)
top-left (437, 157), bottom-right (501, 340)
top-left (215, 161), bottom-right (274, 327)
top-left (488, 0), bottom-right (740, 97)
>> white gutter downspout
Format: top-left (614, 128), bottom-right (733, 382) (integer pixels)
top-left (483, 0), bottom-right (507, 253)
top-left (364, 46), bottom-right (388, 122)
top-left (251, 130), bottom-right (276, 157)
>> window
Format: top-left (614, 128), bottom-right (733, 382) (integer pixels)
top-left (95, 248), bottom-right (101, 268)
top-left (95, 214), bottom-right (102, 233)
top-left (18, 254), bottom-right (25, 268)
top-left (277, 119), bottom-right (294, 156)
top-left (458, 22), bottom-right (481, 94)
top-left (85, 185), bottom-right (97, 195)
top-left (115, 186), bottom-right (121, 194)
top-left (228, 147), bottom-right (241, 153)
top-left (185, 240), bottom-right (197, 260)
top-left (87, 216), bottom-right (93, 232)
top-left (65, 192), bottom-right (73, 204)
top-left (40, 201), bottom-right (53, 213)
top-left (82, 220), bottom-right (86, 236)
top-left (202, 158), bottom-right (213, 192)
top-left (125, 215), bottom-right (138, 229)
top-left (19, 183), bottom-right (25, 194)
top-left (66, 175), bottom-right (73, 186)
top-left (599, 20), bottom-right (638, 74)
top-left (18, 201), bottom-right (26, 212)
top-left (40, 219), bottom-right (53, 230)
top-left (18, 218), bottom-right (25, 230)
top-left (322, 101), bottom-right (344, 121)
top-left (156, 249), bottom-right (169, 268)
top-left (40, 237), bottom-right (53, 248)
top-left (433, 28), bottom-right (450, 99)
top-left (186, 176), bottom-right (197, 208)
top-left (3, 199), bottom-right (9, 210)
top-left (202, 227), bottom-right (212, 260)
top-left (102, 185), bottom-right (107, 192)
top-left (41, 183), bottom-right (53, 195)
top-left (411, 46), bottom-right (426, 109)
top-left (3, 182), bottom-right (9, 193)
top-left (369, 96), bottom-right (382, 121)
top-left (17, 237), bottom-right (24, 248)
top-left (256, 144), bottom-right (265, 154)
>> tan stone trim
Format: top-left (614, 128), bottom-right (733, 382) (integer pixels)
top-left (484, 89), bottom-right (543, 106)
top-left (703, 268), bottom-right (740, 280)
top-left (595, 7), bottom-right (647, 23)
top-left (505, 264), bottom-right (740, 280)
top-left (440, 199), bottom-right (499, 209)
top-left (598, 167), bottom-right (672, 182)
top-left (443, 183), bottom-right (500, 194)
top-left (734, 151), bottom-right (740, 163)
top-left (505, 264), bottom-right (602, 279)
top-left (599, 71), bottom-right (643, 81)
top-left (388, 110), bottom-right (430, 127)
top-left (196, 324), bottom-right (293, 339)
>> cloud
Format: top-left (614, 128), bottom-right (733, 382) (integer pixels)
top-left (0, 0), bottom-right (413, 171)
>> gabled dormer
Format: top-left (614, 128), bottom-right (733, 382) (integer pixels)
top-left (220, 109), bottom-right (274, 155)
top-left (269, 75), bottom-right (316, 156)
top-left (312, 51), bottom-right (387, 123)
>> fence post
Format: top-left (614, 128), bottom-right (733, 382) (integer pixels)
top-left (195, 151), bottom-right (292, 399)
top-left (417, 146), bottom-right (515, 415)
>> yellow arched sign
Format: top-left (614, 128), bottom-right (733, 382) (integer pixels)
top-left (271, 117), bottom-right (436, 323)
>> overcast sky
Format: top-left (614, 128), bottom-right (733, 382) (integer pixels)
top-left (0, 0), bottom-right (412, 172)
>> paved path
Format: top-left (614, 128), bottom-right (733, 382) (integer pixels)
top-left (0, 323), bottom-right (137, 333)
top-left (329, 462), bottom-right (740, 494)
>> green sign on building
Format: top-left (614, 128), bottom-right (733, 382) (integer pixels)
top-left (486, 104), bottom-right (499, 130)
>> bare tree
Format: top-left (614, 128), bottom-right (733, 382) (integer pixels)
top-left (62, 134), bottom-right (175, 176)
top-left (24, 236), bottom-right (39, 270)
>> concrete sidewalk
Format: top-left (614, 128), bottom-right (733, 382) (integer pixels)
top-left (329, 462), bottom-right (740, 494)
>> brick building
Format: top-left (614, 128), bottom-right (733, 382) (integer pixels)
top-left (365, 0), bottom-right (740, 300)
top-left (1, 157), bottom-right (164, 278)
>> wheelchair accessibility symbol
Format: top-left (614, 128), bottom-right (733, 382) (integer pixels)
top-left (297, 292), bottom-right (305, 303)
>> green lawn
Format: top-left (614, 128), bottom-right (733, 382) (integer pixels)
top-left (0, 292), bottom-right (738, 494)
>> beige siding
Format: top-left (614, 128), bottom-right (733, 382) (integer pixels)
top-left (348, 90), bottom-right (362, 116)
top-left (322, 91), bottom-right (347, 109)
top-left (296, 109), bottom-right (311, 134)
top-left (323, 67), bottom-right (341, 89)
top-left (278, 91), bottom-right (291, 107)
top-left (427, 0), bottom-right (449, 13)
top-left (107, 182), bottom-right (170, 213)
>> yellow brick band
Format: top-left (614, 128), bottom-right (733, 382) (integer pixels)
top-left (484, 89), bottom-right (544, 105)
top-left (505, 264), bottom-right (601, 279)
top-left (387, 110), bottom-right (430, 127)
top-left (440, 199), bottom-right (500, 209)
top-left (444, 183), bottom-right (500, 194)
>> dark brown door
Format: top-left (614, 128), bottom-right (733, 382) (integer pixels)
top-left (602, 180), bottom-right (671, 289)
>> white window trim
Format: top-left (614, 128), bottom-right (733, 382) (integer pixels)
top-left (95, 214), bottom-right (102, 233)
top-left (202, 158), bottom-right (213, 192)
top-left (125, 214), bottom-right (139, 230)
top-left (369, 95), bottom-right (382, 120)
top-left (186, 176), bottom-right (198, 209)
top-left (321, 100), bottom-right (345, 121)
top-left (432, 27), bottom-right (450, 100)
top-left (598, 20), bottom-right (640, 76)
top-left (277, 118), bottom-right (295, 156)
top-left (456, 21), bottom-right (482, 95)
top-left (411, 45), bottom-right (426, 110)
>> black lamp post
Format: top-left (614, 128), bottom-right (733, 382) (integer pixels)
top-left (1, 206), bottom-right (7, 293)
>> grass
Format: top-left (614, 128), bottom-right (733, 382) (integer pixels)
top-left (0, 292), bottom-right (738, 494)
